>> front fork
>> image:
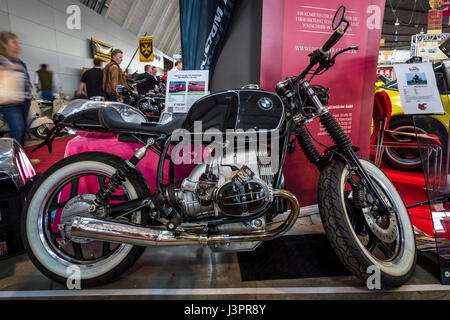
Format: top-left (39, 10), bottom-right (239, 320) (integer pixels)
top-left (297, 81), bottom-right (391, 215)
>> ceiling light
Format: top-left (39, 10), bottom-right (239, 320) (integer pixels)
top-left (395, 36), bottom-right (398, 42)
top-left (395, 18), bottom-right (400, 26)
top-left (420, 28), bottom-right (424, 34)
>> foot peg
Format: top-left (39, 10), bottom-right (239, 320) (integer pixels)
top-left (166, 209), bottom-right (183, 231)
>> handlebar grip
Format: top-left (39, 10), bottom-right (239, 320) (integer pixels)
top-left (320, 28), bottom-right (345, 54)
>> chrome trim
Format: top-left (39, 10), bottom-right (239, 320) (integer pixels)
top-left (0, 138), bottom-right (36, 189)
top-left (241, 84), bottom-right (260, 89)
top-left (70, 189), bottom-right (300, 247)
top-left (57, 99), bottom-right (147, 124)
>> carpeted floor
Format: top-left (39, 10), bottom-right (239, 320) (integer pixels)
top-left (237, 234), bottom-right (351, 281)
top-left (382, 168), bottom-right (433, 236)
top-left (24, 136), bottom-right (74, 173)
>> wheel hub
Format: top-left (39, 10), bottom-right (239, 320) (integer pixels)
top-left (60, 194), bottom-right (104, 244)
top-left (362, 207), bottom-right (398, 243)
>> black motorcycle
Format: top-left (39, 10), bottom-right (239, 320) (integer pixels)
top-left (23, 6), bottom-right (416, 288)
top-left (117, 81), bottom-right (165, 123)
top-left (136, 89), bottom-right (166, 123)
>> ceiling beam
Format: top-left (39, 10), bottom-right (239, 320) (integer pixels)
top-left (122, 0), bottom-right (139, 29)
top-left (138, 0), bottom-right (161, 36)
top-left (105, 0), bottom-right (116, 18)
top-left (152, 1), bottom-right (176, 48)
top-left (159, 7), bottom-right (179, 52)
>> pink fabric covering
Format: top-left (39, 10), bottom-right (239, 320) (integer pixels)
top-left (51, 134), bottom-right (195, 233)
top-left (64, 134), bottom-right (194, 191)
top-left (75, 131), bottom-right (117, 139)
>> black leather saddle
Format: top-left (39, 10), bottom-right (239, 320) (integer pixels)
top-left (99, 106), bottom-right (185, 136)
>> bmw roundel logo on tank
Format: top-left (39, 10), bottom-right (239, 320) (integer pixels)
top-left (258, 97), bottom-right (273, 111)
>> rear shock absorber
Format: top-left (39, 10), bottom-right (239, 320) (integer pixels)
top-left (319, 112), bottom-right (352, 150)
top-left (91, 140), bottom-right (153, 211)
top-left (92, 164), bottom-right (134, 208)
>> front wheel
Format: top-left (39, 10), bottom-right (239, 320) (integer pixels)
top-left (318, 157), bottom-right (416, 288)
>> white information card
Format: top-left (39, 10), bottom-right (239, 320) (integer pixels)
top-left (165, 70), bottom-right (209, 113)
top-left (393, 63), bottom-right (444, 115)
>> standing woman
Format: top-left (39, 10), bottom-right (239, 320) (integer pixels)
top-left (0, 32), bottom-right (39, 165)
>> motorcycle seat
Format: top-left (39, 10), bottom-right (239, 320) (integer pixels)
top-left (99, 106), bottom-right (185, 136)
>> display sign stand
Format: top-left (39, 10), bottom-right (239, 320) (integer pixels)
top-left (414, 114), bottom-right (450, 285)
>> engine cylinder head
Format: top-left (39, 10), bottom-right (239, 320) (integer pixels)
top-left (215, 179), bottom-right (272, 216)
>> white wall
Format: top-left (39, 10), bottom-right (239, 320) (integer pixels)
top-left (0, 0), bottom-right (173, 97)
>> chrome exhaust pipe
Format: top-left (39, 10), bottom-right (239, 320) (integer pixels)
top-left (70, 189), bottom-right (300, 247)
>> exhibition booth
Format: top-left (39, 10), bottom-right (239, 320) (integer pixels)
top-left (1, 0), bottom-right (450, 299)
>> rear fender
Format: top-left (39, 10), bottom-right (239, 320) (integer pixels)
top-left (0, 138), bottom-right (36, 189)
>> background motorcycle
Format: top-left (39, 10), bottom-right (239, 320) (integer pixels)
top-left (22, 6), bottom-right (416, 288)
top-left (0, 99), bottom-right (53, 140)
top-left (117, 79), bottom-right (165, 123)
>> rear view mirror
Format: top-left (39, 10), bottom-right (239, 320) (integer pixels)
top-left (332, 6), bottom-right (346, 30)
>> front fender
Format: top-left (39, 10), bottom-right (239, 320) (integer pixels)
top-left (0, 138), bottom-right (36, 189)
top-left (30, 116), bottom-right (53, 128)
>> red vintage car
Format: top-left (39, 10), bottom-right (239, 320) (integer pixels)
top-left (169, 83), bottom-right (186, 93)
top-left (188, 82), bottom-right (205, 91)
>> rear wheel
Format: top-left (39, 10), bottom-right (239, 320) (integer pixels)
top-left (318, 157), bottom-right (416, 288)
top-left (22, 152), bottom-right (151, 287)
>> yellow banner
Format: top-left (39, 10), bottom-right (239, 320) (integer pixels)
top-left (139, 37), bottom-right (154, 62)
top-left (91, 38), bottom-right (113, 62)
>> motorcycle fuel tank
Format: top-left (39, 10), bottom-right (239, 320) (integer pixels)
top-left (183, 89), bottom-right (284, 132)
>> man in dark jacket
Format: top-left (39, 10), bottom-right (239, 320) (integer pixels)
top-left (137, 65), bottom-right (159, 95)
top-left (78, 59), bottom-right (104, 98)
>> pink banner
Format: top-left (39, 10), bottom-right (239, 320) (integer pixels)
top-left (261, 0), bottom-right (385, 206)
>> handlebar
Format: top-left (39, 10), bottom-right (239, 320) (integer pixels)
top-left (320, 28), bottom-right (345, 54)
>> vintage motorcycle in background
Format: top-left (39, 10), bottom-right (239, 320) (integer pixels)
top-left (117, 79), bottom-right (165, 123)
top-left (0, 99), bottom-right (53, 140)
top-left (22, 7), bottom-right (416, 288)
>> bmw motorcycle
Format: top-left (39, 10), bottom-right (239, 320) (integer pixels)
top-left (117, 81), bottom-right (165, 123)
top-left (22, 7), bottom-right (416, 288)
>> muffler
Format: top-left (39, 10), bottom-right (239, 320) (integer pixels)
top-left (70, 189), bottom-right (299, 247)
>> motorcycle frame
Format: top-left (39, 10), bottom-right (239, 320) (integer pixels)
top-left (105, 119), bottom-right (295, 226)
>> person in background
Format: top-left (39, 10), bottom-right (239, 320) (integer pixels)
top-left (0, 32), bottom-right (39, 165)
top-left (34, 64), bottom-right (61, 102)
top-left (171, 61), bottom-right (183, 71)
top-left (136, 65), bottom-right (159, 95)
top-left (151, 66), bottom-right (160, 83)
top-left (103, 49), bottom-right (127, 102)
top-left (78, 59), bottom-right (104, 99)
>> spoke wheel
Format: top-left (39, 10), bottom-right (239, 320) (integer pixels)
top-left (318, 157), bottom-right (416, 288)
top-left (22, 152), bottom-right (151, 287)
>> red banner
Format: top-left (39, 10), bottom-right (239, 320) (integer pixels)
top-left (428, 9), bottom-right (443, 33)
top-left (261, 0), bottom-right (385, 207)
